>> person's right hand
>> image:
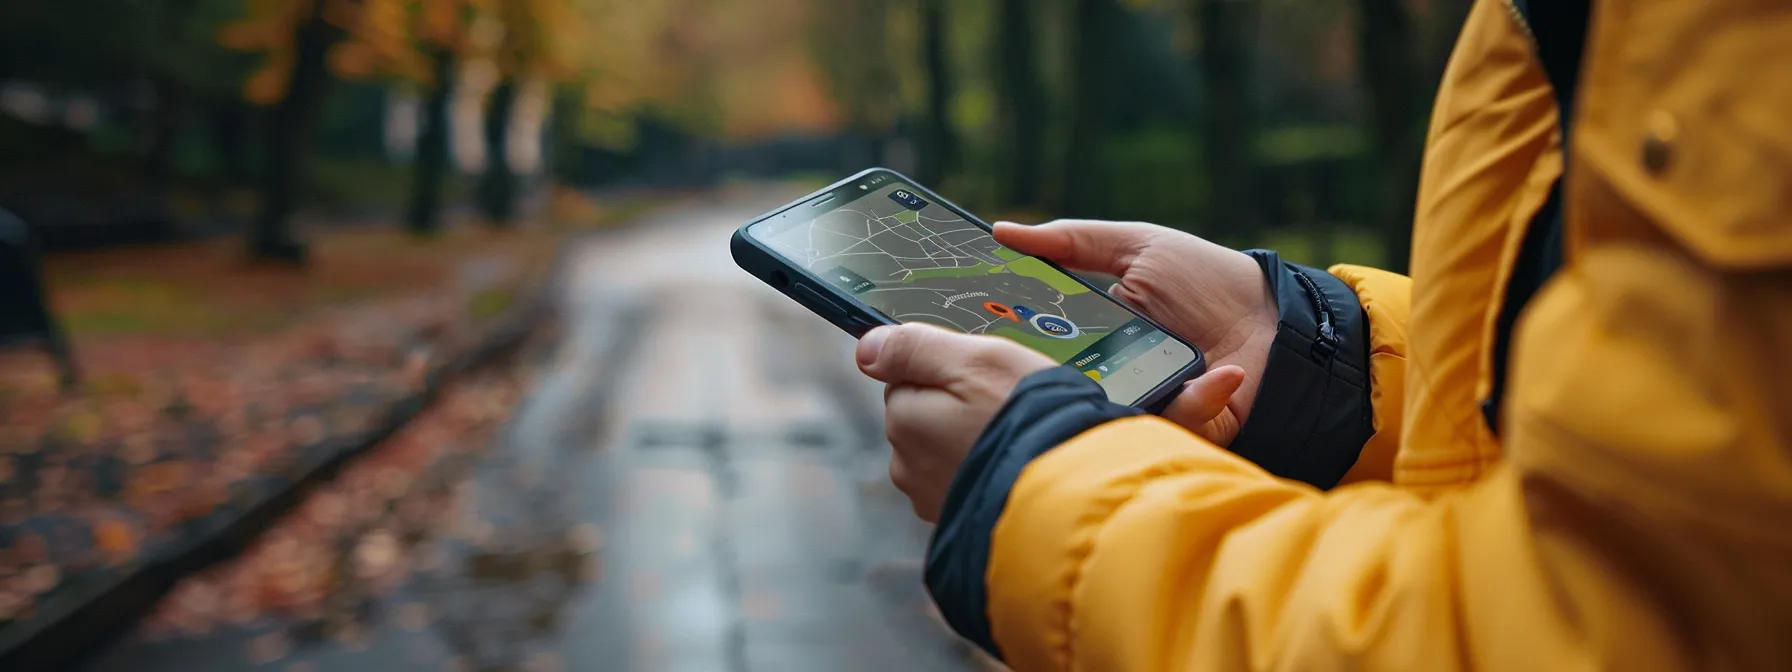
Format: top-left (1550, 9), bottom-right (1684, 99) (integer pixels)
top-left (994, 220), bottom-right (1278, 446)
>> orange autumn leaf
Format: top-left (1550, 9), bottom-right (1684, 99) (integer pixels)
top-left (95, 520), bottom-right (139, 559)
top-left (131, 462), bottom-right (191, 497)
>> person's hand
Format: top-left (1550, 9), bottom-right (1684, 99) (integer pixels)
top-left (857, 323), bottom-right (1248, 522)
top-left (994, 220), bottom-right (1277, 445)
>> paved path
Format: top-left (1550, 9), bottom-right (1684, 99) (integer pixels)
top-left (79, 186), bottom-right (983, 672)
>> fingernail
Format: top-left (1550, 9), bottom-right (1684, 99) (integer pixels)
top-left (857, 327), bottom-right (892, 367)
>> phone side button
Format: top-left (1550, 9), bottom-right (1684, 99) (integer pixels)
top-left (793, 283), bottom-right (849, 319)
top-left (839, 317), bottom-right (877, 337)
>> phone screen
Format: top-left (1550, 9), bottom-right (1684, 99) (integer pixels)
top-left (749, 177), bottom-right (1200, 405)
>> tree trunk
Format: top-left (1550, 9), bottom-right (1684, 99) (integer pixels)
top-left (995, 0), bottom-right (1044, 209)
top-left (249, 0), bottom-right (336, 263)
top-left (209, 100), bottom-right (254, 185)
top-left (1192, 0), bottom-right (1256, 240)
top-left (916, 0), bottom-right (956, 188)
top-left (478, 77), bottom-right (519, 225)
top-left (547, 85), bottom-right (583, 184)
top-left (407, 47), bottom-right (456, 236)
top-left (1062, 0), bottom-right (1116, 218)
top-left (1356, 0), bottom-right (1423, 273)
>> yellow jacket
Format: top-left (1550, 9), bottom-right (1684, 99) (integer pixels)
top-left (945, 1), bottom-right (1792, 669)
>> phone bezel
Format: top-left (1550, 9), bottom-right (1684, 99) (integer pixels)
top-left (731, 167), bottom-right (1206, 411)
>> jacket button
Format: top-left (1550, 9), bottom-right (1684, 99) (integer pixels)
top-left (1642, 110), bottom-right (1679, 176)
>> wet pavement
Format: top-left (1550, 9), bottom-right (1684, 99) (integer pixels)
top-left (77, 186), bottom-right (983, 672)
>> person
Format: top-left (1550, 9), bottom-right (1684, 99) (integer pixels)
top-left (0, 206), bottom-right (78, 391)
top-left (855, 0), bottom-right (1792, 669)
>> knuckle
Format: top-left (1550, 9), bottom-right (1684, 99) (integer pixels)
top-left (968, 337), bottom-right (1034, 374)
top-left (884, 402), bottom-right (920, 446)
top-left (911, 501), bottom-right (931, 521)
top-left (878, 329), bottom-right (914, 364)
top-left (885, 325), bottom-right (937, 369)
top-left (966, 338), bottom-right (1009, 366)
top-left (884, 422), bottom-right (907, 447)
top-left (888, 458), bottom-right (912, 490)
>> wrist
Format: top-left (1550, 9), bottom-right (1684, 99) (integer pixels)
top-left (1201, 251), bottom-right (1280, 421)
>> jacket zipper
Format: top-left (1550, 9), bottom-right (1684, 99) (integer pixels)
top-left (1292, 271), bottom-right (1340, 360)
top-left (1499, 0), bottom-right (1539, 50)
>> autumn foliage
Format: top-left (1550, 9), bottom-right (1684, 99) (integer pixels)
top-left (213, 0), bottom-right (840, 142)
top-left (0, 224), bottom-right (560, 626)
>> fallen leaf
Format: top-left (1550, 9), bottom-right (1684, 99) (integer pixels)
top-left (94, 519), bottom-right (138, 558)
top-left (23, 564), bottom-right (59, 595)
top-left (288, 415), bottom-right (326, 446)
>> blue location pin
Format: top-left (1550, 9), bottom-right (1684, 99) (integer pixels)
top-left (1011, 305), bottom-right (1038, 321)
top-left (1033, 314), bottom-right (1078, 338)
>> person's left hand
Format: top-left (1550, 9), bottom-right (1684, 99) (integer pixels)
top-left (858, 323), bottom-right (1246, 522)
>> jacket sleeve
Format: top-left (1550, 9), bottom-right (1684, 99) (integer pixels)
top-left (1324, 264), bottom-right (1411, 484)
top-left (924, 257), bottom-right (1415, 659)
top-left (1227, 252), bottom-right (1379, 489)
top-left (960, 246), bottom-right (1790, 670)
top-left (1205, 252), bottom-right (1413, 487)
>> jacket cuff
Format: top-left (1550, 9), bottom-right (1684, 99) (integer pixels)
top-left (923, 366), bottom-right (1140, 661)
top-left (1232, 250), bottom-right (1374, 489)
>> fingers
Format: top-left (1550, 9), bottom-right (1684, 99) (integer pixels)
top-left (992, 219), bottom-right (1160, 277)
top-left (857, 324), bottom-right (1050, 387)
top-left (1162, 365), bottom-right (1243, 427)
top-left (888, 451), bottom-right (940, 523)
top-left (1161, 365), bottom-right (1247, 445)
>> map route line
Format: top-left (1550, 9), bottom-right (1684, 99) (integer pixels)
top-left (896, 312), bottom-right (978, 330)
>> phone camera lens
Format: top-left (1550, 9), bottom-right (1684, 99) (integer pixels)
top-left (769, 270), bottom-right (789, 288)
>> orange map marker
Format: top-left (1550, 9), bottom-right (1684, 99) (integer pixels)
top-left (984, 302), bottom-right (1021, 322)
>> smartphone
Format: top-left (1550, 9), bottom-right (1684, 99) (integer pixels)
top-left (731, 168), bottom-right (1205, 412)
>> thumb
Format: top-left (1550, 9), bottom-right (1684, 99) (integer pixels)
top-left (1161, 365), bottom-right (1247, 446)
top-left (992, 219), bottom-right (1158, 277)
top-left (856, 323), bottom-right (968, 386)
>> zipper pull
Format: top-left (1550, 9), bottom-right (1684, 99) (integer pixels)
top-left (1312, 332), bottom-right (1338, 361)
top-left (1314, 311), bottom-right (1338, 359)
top-left (1292, 270), bottom-right (1341, 360)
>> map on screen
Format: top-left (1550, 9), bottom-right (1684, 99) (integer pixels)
top-left (757, 182), bottom-right (1140, 363)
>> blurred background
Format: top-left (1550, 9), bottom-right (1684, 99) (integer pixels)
top-left (0, 0), bottom-right (1471, 670)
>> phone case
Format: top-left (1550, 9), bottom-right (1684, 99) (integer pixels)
top-left (730, 168), bottom-right (1205, 413)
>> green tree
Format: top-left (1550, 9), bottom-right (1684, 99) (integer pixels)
top-left (0, 0), bottom-right (254, 183)
top-left (221, 0), bottom-right (374, 263)
top-left (409, 41), bottom-right (459, 234)
top-left (143, 0), bottom-right (206, 184)
top-left (478, 75), bottom-right (521, 222)
top-left (1061, 0), bottom-right (1119, 217)
top-left (475, 0), bottom-right (598, 225)
top-left (915, 0), bottom-right (957, 187)
top-left (811, 0), bottom-right (902, 170)
top-left (401, 0), bottom-right (482, 235)
top-left (1190, 0), bottom-right (1256, 239)
top-left (994, 0), bottom-right (1045, 209)
top-left (259, 1), bottom-right (336, 262)
top-left (1355, 0), bottom-right (1423, 272)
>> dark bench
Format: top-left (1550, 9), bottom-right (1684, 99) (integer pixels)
top-left (0, 206), bottom-right (78, 391)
